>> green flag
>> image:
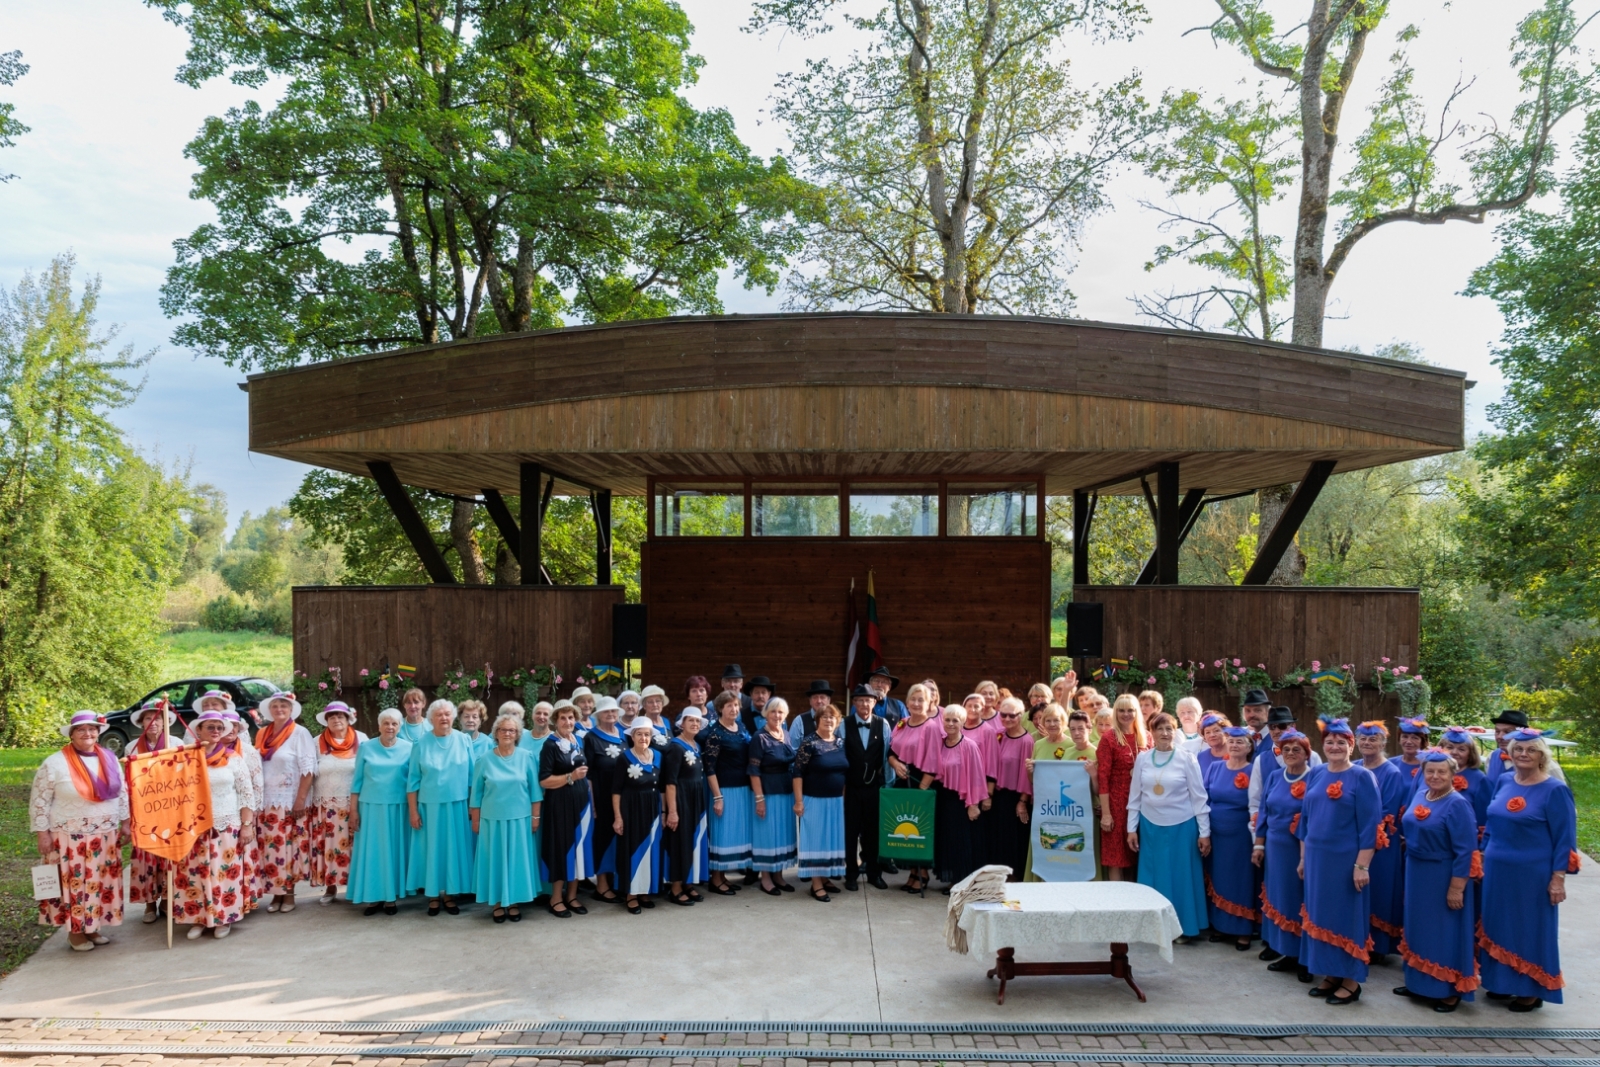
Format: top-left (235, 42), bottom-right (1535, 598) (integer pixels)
top-left (879, 788), bottom-right (935, 863)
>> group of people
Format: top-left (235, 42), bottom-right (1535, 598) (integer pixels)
top-left (29, 665), bottom-right (1579, 1016)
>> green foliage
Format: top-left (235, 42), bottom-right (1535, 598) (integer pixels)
top-left (0, 50), bottom-right (27, 182)
top-left (157, 630), bottom-right (292, 688)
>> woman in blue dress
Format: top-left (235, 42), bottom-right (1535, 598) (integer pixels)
top-left (1479, 729), bottom-right (1577, 1011)
top-left (405, 700), bottom-right (476, 915)
top-left (1255, 727), bottom-right (1312, 980)
top-left (1396, 718), bottom-right (1429, 786)
top-left (1296, 719), bottom-right (1380, 1005)
top-left (457, 701), bottom-right (494, 760)
top-left (1196, 713), bottom-right (1230, 777)
top-left (347, 709), bottom-right (414, 914)
top-left (660, 708), bottom-right (708, 905)
top-left (537, 705), bottom-right (592, 918)
top-left (748, 697), bottom-right (798, 893)
top-left (1438, 727), bottom-right (1492, 832)
top-left (1126, 712), bottom-right (1210, 942)
top-left (398, 688), bottom-right (429, 744)
top-left (469, 713), bottom-right (543, 923)
top-left (793, 704), bottom-right (849, 902)
top-left (1204, 726), bottom-right (1259, 949)
top-left (1396, 750), bottom-right (1479, 1012)
top-left (701, 691), bottom-right (753, 895)
top-left (1356, 720), bottom-right (1409, 960)
top-left (612, 718), bottom-right (663, 914)
top-left (582, 697), bottom-right (628, 904)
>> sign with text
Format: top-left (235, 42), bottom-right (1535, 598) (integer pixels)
top-left (126, 747), bottom-right (214, 863)
top-left (879, 787), bottom-right (935, 864)
top-left (1029, 760), bottom-right (1096, 881)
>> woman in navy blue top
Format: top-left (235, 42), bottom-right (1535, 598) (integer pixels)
top-left (792, 705), bottom-right (849, 902)
top-left (701, 691), bottom-right (753, 895)
top-left (747, 697), bottom-right (798, 894)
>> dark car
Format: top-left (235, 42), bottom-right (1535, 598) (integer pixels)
top-left (99, 676), bottom-right (283, 755)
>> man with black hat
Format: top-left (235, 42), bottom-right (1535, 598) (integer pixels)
top-left (720, 664), bottom-right (753, 719)
top-left (743, 675), bottom-right (776, 736)
top-left (1240, 687), bottom-right (1273, 759)
top-left (788, 680), bottom-right (836, 744)
top-left (841, 683), bottom-right (892, 890)
top-left (1248, 705), bottom-right (1322, 824)
top-left (1487, 708), bottom-right (1529, 786)
top-left (866, 665), bottom-right (906, 725)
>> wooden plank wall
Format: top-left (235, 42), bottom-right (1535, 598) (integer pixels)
top-left (1073, 584), bottom-right (1421, 736)
top-left (643, 540), bottom-right (1051, 702)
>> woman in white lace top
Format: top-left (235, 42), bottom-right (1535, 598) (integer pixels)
top-left (310, 701), bottom-right (368, 905)
top-left (31, 711), bottom-right (130, 952)
top-left (174, 710), bottom-right (257, 940)
top-left (254, 694), bottom-right (318, 913)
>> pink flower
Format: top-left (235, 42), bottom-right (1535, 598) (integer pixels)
top-left (1147, 676), bottom-right (1156, 685)
top-left (1397, 666), bottom-right (1409, 674)
top-left (1257, 663), bottom-right (1266, 670)
top-left (554, 676), bottom-right (563, 684)
top-left (1233, 658), bottom-right (1241, 667)
top-left (378, 679), bottom-right (389, 690)
top-left (359, 668), bottom-right (369, 677)
top-left (1381, 656), bottom-right (1391, 664)
top-left (1213, 659), bottom-right (1223, 668)
top-left (468, 679), bottom-right (478, 688)
top-left (318, 682), bottom-right (327, 690)
top-left (1311, 660), bottom-right (1321, 670)
top-left (1158, 659), bottom-right (1168, 669)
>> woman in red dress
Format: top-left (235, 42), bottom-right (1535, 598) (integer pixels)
top-left (1097, 693), bottom-right (1150, 880)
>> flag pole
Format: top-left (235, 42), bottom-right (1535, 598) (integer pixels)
top-left (166, 868), bottom-right (174, 949)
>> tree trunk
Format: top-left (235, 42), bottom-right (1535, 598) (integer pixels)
top-left (450, 500), bottom-right (486, 585)
top-left (1256, 484), bottom-right (1306, 585)
top-left (493, 543), bottom-right (521, 585)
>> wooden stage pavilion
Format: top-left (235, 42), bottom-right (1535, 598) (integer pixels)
top-left (246, 313), bottom-right (1465, 724)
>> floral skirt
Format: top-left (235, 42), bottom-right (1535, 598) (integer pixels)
top-left (256, 807), bottom-right (310, 897)
top-left (309, 799), bottom-right (354, 888)
top-left (38, 828), bottom-right (123, 934)
top-left (129, 847), bottom-right (171, 906)
top-left (175, 826), bottom-right (248, 928)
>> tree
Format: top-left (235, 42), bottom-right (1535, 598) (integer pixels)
top-left (753, 0), bottom-right (1149, 314)
top-left (0, 49), bottom-right (25, 182)
top-left (0, 256), bottom-right (195, 743)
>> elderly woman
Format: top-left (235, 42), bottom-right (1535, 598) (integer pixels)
top-left (1098, 694), bottom-right (1149, 881)
top-left (1297, 719), bottom-right (1381, 1005)
top-left (638, 686), bottom-right (673, 742)
top-left (1356, 720), bottom-right (1409, 961)
top-left (1127, 712), bottom-right (1210, 941)
top-left (681, 675), bottom-right (711, 725)
top-left (1439, 726), bottom-right (1492, 832)
top-left (582, 696), bottom-right (628, 904)
top-left (255, 693), bottom-right (318, 914)
top-left (1396, 718), bottom-right (1429, 785)
top-left (793, 704), bottom-right (849, 902)
top-left (457, 700), bottom-right (492, 759)
top-left (990, 697), bottom-right (1035, 877)
top-left (177, 709), bottom-right (256, 939)
top-left (1204, 725), bottom-right (1260, 949)
top-left (1051, 672), bottom-right (1076, 710)
top-left (702, 690), bottom-right (753, 895)
top-left (1395, 750), bottom-right (1479, 1012)
top-left (310, 701), bottom-right (368, 905)
top-left (516, 700), bottom-right (551, 753)
top-left (125, 700), bottom-right (179, 924)
top-left (617, 690), bottom-right (642, 730)
top-left (569, 686), bottom-right (597, 733)
top-left (890, 683), bottom-right (943, 893)
top-left (220, 704), bottom-right (264, 913)
top-left (929, 705), bottom-right (990, 891)
top-left (1172, 697), bottom-right (1204, 750)
top-left (32, 712), bottom-right (129, 951)
top-left (1025, 684), bottom-right (1052, 736)
top-left (406, 699), bottom-right (475, 916)
top-left (469, 713), bottom-right (543, 923)
top-left (348, 708), bottom-right (413, 915)
top-left (748, 696), bottom-right (797, 893)
top-left (398, 688), bottom-right (429, 743)
top-left (538, 704), bottom-right (592, 917)
top-left (661, 707), bottom-right (708, 905)
top-left (1478, 729), bottom-right (1577, 1012)
top-left (613, 717), bottom-right (664, 913)
top-left (1256, 727), bottom-right (1314, 979)
top-left (1137, 690), bottom-right (1164, 730)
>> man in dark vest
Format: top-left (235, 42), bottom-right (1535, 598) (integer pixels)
top-left (788, 680), bottom-right (835, 743)
top-left (842, 683), bottom-right (891, 890)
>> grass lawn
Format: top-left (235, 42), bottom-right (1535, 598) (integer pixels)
top-left (0, 749), bottom-right (54, 975)
top-left (158, 630), bottom-right (292, 687)
top-left (1563, 756), bottom-right (1600, 859)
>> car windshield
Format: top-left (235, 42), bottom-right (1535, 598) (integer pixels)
top-left (239, 679), bottom-right (279, 701)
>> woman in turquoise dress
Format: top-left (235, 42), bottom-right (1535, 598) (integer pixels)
top-left (469, 713), bottom-right (544, 922)
top-left (398, 688), bottom-right (429, 744)
top-left (457, 700), bottom-right (494, 760)
top-left (406, 699), bottom-right (476, 915)
top-left (347, 709), bottom-right (414, 914)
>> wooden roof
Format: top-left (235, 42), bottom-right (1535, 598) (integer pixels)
top-left (244, 313), bottom-right (1466, 496)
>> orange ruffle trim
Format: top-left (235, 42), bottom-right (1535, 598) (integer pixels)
top-left (1300, 904), bottom-right (1372, 963)
top-left (1470, 850), bottom-right (1483, 880)
top-left (1375, 813), bottom-right (1393, 850)
top-left (1289, 813), bottom-right (1300, 836)
top-left (1326, 780), bottom-right (1344, 800)
top-left (1371, 914), bottom-right (1403, 939)
top-left (1259, 886), bottom-right (1301, 936)
top-left (1477, 920), bottom-right (1564, 991)
top-left (1207, 876), bottom-right (1259, 921)
top-left (1398, 937), bottom-right (1480, 993)
top-left (1570, 850), bottom-right (1583, 875)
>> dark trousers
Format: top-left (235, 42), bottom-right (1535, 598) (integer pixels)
top-left (843, 786), bottom-right (881, 879)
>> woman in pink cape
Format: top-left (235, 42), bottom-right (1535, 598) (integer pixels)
top-left (888, 683), bottom-right (943, 893)
top-left (927, 706), bottom-right (989, 892)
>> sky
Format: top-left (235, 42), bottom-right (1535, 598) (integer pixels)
top-left (0, 0), bottom-right (1543, 526)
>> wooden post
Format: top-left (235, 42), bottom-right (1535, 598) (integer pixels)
top-left (367, 461), bottom-right (455, 584)
top-left (1072, 490), bottom-right (1093, 586)
top-left (1156, 462), bottom-right (1180, 585)
top-left (1135, 488), bottom-right (1207, 585)
top-left (1241, 460), bottom-right (1337, 585)
top-left (592, 488), bottom-right (613, 585)
top-left (481, 488), bottom-right (520, 557)
top-left (519, 463), bottom-right (546, 585)
top-left (166, 868), bottom-right (174, 949)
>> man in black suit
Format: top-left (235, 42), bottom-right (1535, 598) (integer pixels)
top-left (841, 683), bottom-right (891, 890)
top-left (720, 664), bottom-right (753, 719)
top-left (866, 665), bottom-right (907, 725)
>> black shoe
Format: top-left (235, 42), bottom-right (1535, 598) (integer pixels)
top-left (1235, 937), bottom-right (1253, 951)
top-left (867, 875), bottom-right (889, 890)
top-left (508, 907), bottom-right (521, 922)
top-left (1297, 968), bottom-right (1314, 983)
top-left (1208, 932), bottom-right (1228, 943)
top-left (1434, 997), bottom-right (1460, 1013)
top-left (1393, 986), bottom-right (1416, 998)
top-left (492, 908), bottom-right (507, 924)
top-left (639, 896), bottom-right (655, 909)
top-left (363, 904), bottom-right (382, 916)
top-left (1267, 956), bottom-right (1299, 973)
top-left (742, 871), bottom-right (760, 886)
top-left (548, 902), bottom-right (571, 918)
top-left (427, 900), bottom-right (441, 916)
top-left (1326, 984), bottom-right (1361, 1006)
top-left (383, 902), bottom-right (398, 915)
top-left (1486, 992), bottom-right (1512, 1001)
top-left (811, 888), bottom-right (831, 902)
top-left (709, 882), bottom-right (738, 896)
top-left (777, 881), bottom-right (794, 893)
top-left (1309, 980), bottom-right (1339, 998)
top-left (761, 884), bottom-right (782, 896)
top-left (569, 903), bottom-right (587, 915)
top-left (844, 879), bottom-right (859, 891)
top-left (1508, 998), bottom-right (1544, 1013)
top-left (1259, 947), bottom-right (1282, 962)
top-left (443, 901), bottom-right (460, 915)
top-left (626, 899), bottom-right (642, 915)
top-left (880, 860), bottom-right (899, 874)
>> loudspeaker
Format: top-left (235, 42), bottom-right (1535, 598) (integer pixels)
top-left (613, 603), bottom-right (648, 659)
top-left (1065, 602), bottom-right (1103, 658)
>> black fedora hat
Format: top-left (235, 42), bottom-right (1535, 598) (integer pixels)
top-left (748, 675), bottom-right (776, 693)
top-left (1491, 708), bottom-right (1529, 728)
top-left (805, 679), bottom-right (834, 696)
top-left (867, 665), bottom-right (900, 690)
top-left (1242, 687), bottom-right (1271, 706)
top-left (850, 683), bottom-right (876, 701)
top-left (1266, 705), bottom-right (1295, 726)
top-left (722, 663), bottom-right (744, 680)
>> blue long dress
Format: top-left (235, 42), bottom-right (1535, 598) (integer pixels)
top-left (1257, 767), bottom-right (1308, 959)
top-left (614, 749), bottom-right (663, 896)
top-left (1197, 748), bottom-right (1225, 778)
top-left (399, 720), bottom-right (427, 744)
top-left (794, 735), bottom-right (848, 878)
top-left (469, 746), bottom-right (544, 906)
top-left (1366, 759), bottom-right (1410, 956)
top-left (519, 732), bottom-right (549, 881)
top-left (1400, 789), bottom-right (1478, 1001)
top-left (1479, 776), bottom-right (1577, 1003)
top-left (460, 730), bottom-right (493, 761)
top-left (748, 729), bottom-right (798, 872)
top-left (347, 736), bottom-right (414, 904)
top-left (702, 720), bottom-right (754, 871)
top-left (1295, 765), bottom-right (1380, 982)
top-left (1203, 760), bottom-right (1258, 937)
top-left (1453, 766), bottom-right (1493, 832)
top-left (405, 730), bottom-right (476, 897)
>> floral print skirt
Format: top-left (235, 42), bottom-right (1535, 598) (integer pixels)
top-left (38, 828), bottom-right (123, 934)
top-left (255, 806), bottom-right (310, 896)
top-left (309, 799), bottom-right (354, 887)
top-left (129, 847), bottom-right (171, 905)
top-left (174, 826), bottom-right (247, 928)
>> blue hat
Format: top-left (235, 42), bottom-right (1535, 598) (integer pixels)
top-left (1276, 728), bottom-right (1311, 748)
top-left (1200, 713), bottom-right (1229, 729)
top-left (1508, 727), bottom-right (1547, 743)
top-left (1321, 718), bottom-right (1354, 738)
top-left (1417, 748), bottom-right (1454, 763)
top-left (1355, 720), bottom-right (1389, 737)
top-left (1222, 725), bottom-right (1252, 738)
top-left (1440, 726), bottom-right (1473, 745)
top-left (1398, 718), bottom-right (1430, 735)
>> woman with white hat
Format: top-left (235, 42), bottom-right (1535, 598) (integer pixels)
top-left (31, 712), bottom-right (129, 951)
top-left (254, 693), bottom-right (318, 914)
top-left (125, 700), bottom-right (179, 923)
top-left (612, 716), bottom-right (665, 913)
top-left (347, 708), bottom-right (413, 915)
top-left (638, 686), bottom-right (672, 744)
top-left (175, 709), bottom-right (256, 939)
top-left (538, 702), bottom-right (593, 917)
top-left (220, 705), bottom-right (264, 913)
top-left (582, 695), bottom-right (627, 904)
top-left (310, 701), bottom-right (368, 905)
top-left (617, 690), bottom-right (642, 730)
top-left (406, 698), bottom-right (476, 915)
top-left (569, 686), bottom-right (597, 734)
top-left (470, 711), bottom-right (544, 922)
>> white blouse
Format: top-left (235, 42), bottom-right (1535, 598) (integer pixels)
top-left (312, 731), bottom-right (370, 803)
top-left (30, 750), bottom-right (129, 834)
top-left (256, 724), bottom-right (319, 808)
top-left (206, 754), bottom-right (255, 829)
top-left (241, 743), bottom-right (265, 810)
top-left (1126, 747), bottom-right (1211, 837)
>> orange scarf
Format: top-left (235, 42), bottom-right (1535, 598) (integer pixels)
top-left (62, 744), bottom-right (121, 802)
top-left (203, 741), bottom-right (233, 768)
top-left (257, 719), bottom-right (298, 761)
top-left (319, 727), bottom-right (357, 759)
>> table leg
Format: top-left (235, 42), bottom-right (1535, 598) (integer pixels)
top-left (986, 947), bottom-right (1016, 1004)
top-left (1108, 943), bottom-right (1145, 1002)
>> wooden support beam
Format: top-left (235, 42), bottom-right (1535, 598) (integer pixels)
top-left (1155, 462), bottom-right (1181, 585)
top-left (1072, 490), bottom-right (1096, 586)
top-left (481, 489), bottom-right (520, 557)
top-left (519, 463), bottom-right (548, 586)
top-left (368, 461), bottom-right (456, 584)
top-left (1136, 487), bottom-right (1207, 585)
top-left (1241, 460), bottom-right (1337, 586)
top-left (591, 488), bottom-right (613, 586)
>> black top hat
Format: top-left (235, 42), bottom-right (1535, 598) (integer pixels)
top-left (1266, 705), bottom-right (1296, 726)
top-left (866, 665), bottom-right (900, 689)
top-left (1241, 687), bottom-right (1271, 706)
top-left (747, 675), bottom-right (776, 693)
top-left (805, 679), bottom-right (834, 696)
top-left (850, 684), bottom-right (876, 702)
top-left (722, 663), bottom-right (744, 680)
top-left (1491, 708), bottom-right (1529, 728)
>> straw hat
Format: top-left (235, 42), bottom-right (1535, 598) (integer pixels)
top-left (639, 685), bottom-right (667, 701)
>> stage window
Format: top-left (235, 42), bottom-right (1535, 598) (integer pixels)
top-left (753, 484), bottom-right (840, 536)
top-left (948, 483), bottom-right (1037, 536)
top-left (848, 485), bottom-right (938, 537)
top-left (653, 483), bottom-right (745, 536)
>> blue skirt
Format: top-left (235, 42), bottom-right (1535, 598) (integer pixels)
top-left (797, 795), bottom-right (846, 878)
top-left (348, 800), bottom-right (410, 904)
top-left (406, 799), bottom-right (475, 897)
top-left (1261, 831), bottom-right (1306, 958)
top-left (1403, 854), bottom-right (1476, 1001)
top-left (1480, 852), bottom-right (1564, 1003)
top-left (1206, 818), bottom-right (1259, 936)
top-left (472, 816), bottom-right (543, 906)
top-left (709, 785), bottom-right (754, 871)
top-left (751, 793), bottom-right (797, 872)
top-left (1368, 833), bottom-right (1405, 955)
top-left (1136, 818), bottom-right (1207, 938)
top-left (1302, 840), bottom-right (1371, 982)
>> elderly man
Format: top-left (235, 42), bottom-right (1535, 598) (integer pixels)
top-left (841, 684), bottom-right (892, 890)
top-left (720, 664), bottom-right (753, 719)
top-left (1239, 687), bottom-right (1272, 758)
top-left (1486, 707), bottom-right (1528, 785)
top-left (788, 680), bottom-right (836, 744)
top-left (742, 675), bottom-right (775, 736)
top-left (866, 666), bottom-right (906, 725)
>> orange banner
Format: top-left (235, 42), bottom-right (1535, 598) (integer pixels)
top-left (126, 747), bottom-right (214, 862)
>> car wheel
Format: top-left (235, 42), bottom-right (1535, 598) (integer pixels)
top-left (99, 729), bottom-right (129, 756)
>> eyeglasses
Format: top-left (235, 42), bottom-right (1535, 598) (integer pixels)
top-left (999, 713), bottom-right (1021, 720)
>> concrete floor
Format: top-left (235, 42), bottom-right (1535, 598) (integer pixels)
top-left (0, 872), bottom-right (1594, 1025)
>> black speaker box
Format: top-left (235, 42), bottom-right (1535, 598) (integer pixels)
top-left (613, 603), bottom-right (648, 659)
top-left (1066, 602), bottom-right (1103, 658)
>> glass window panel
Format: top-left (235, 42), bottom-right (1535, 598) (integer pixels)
top-left (948, 482), bottom-right (1037, 536)
top-left (753, 484), bottom-right (840, 536)
top-left (653, 483), bottom-right (745, 536)
top-left (848, 484), bottom-right (939, 537)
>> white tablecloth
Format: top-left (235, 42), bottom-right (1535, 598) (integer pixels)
top-left (957, 882), bottom-right (1183, 962)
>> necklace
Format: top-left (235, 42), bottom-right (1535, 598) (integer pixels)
top-left (1283, 767), bottom-right (1308, 783)
top-left (1151, 747), bottom-right (1175, 795)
